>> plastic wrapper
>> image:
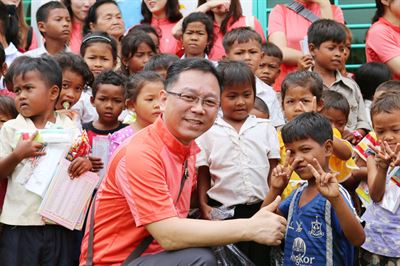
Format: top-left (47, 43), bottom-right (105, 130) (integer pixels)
top-left (65, 130), bottom-right (91, 161)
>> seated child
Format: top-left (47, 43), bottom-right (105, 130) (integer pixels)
top-left (223, 27), bottom-right (284, 127)
top-left (263, 112), bottom-right (365, 265)
top-left (197, 60), bottom-right (280, 265)
top-left (143, 53), bottom-right (179, 79)
top-left (250, 96), bottom-right (269, 119)
top-left (256, 42), bottom-right (282, 87)
top-left (360, 91), bottom-right (400, 264)
top-left (0, 56), bottom-right (91, 265)
top-left (109, 71), bottom-right (164, 156)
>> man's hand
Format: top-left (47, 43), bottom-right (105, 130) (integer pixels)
top-left (308, 158), bottom-right (340, 201)
top-left (13, 131), bottom-right (46, 161)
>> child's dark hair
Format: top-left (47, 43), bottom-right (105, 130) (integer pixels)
top-left (128, 24), bottom-right (160, 40)
top-left (37, 1), bottom-right (68, 23)
top-left (80, 31), bottom-right (118, 63)
top-left (0, 95), bottom-right (18, 120)
top-left (0, 44), bottom-right (5, 65)
top-left (141, 0), bottom-right (182, 24)
top-left (354, 62), bottom-right (392, 101)
top-left (281, 71), bottom-right (323, 103)
top-left (308, 19), bottom-right (346, 48)
top-left (0, 2), bottom-right (19, 48)
top-left (322, 90), bottom-right (350, 118)
top-left (144, 54), bottom-right (179, 73)
top-left (375, 80), bottom-right (400, 94)
top-left (254, 96), bottom-right (269, 117)
top-left (92, 70), bottom-right (126, 98)
top-left (4, 56), bottom-right (26, 91)
top-left (223, 27), bottom-right (262, 53)
top-left (182, 12), bottom-right (214, 53)
top-left (198, 0), bottom-right (243, 35)
top-left (263, 42), bottom-right (283, 60)
top-left (126, 71), bottom-right (164, 102)
top-left (371, 91), bottom-right (400, 122)
top-left (282, 112), bottom-right (333, 145)
top-left (54, 52), bottom-right (94, 87)
top-left (121, 31), bottom-right (157, 75)
top-left (217, 60), bottom-right (255, 96)
top-left (12, 55), bottom-right (62, 90)
top-left (83, 0), bottom-right (120, 37)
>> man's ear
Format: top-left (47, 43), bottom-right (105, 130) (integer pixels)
top-left (159, 90), bottom-right (168, 112)
top-left (89, 22), bottom-right (96, 32)
top-left (324, 139), bottom-right (333, 158)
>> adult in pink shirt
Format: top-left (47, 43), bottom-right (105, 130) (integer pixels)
top-left (141, 0), bottom-right (183, 55)
top-left (62, 0), bottom-right (95, 54)
top-left (366, 0), bottom-right (400, 80)
top-left (268, 0), bottom-right (344, 91)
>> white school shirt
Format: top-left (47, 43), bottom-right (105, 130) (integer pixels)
top-left (255, 77), bottom-right (285, 127)
top-left (23, 45), bottom-right (71, 58)
top-left (196, 115), bottom-right (280, 207)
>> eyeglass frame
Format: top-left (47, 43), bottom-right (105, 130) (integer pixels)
top-left (166, 90), bottom-right (220, 109)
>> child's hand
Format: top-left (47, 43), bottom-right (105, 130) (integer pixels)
top-left (297, 55), bottom-right (314, 71)
top-left (68, 157), bottom-right (92, 178)
top-left (343, 129), bottom-right (364, 145)
top-left (308, 158), bottom-right (340, 201)
top-left (89, 156), bottom-right (104, 172)
top-left (199, 203), bottom-right (213, 220)
top-left (270, 150), bottom-right (300, 191)
top-left (368, 142), bottom-right (392, 170)
top-left (13, 131), bottom-right (46, 161)
top-left (298, 96), bottom-right (318, 113)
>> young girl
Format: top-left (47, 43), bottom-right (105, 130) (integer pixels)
top-left (366, 0), bottom-right (400, 80)
top-left (120, 31), bottom-right (157, 76)
top-left (127, 24), bottom-right (161, 53)
top-left (109, 71), bottom-right (163, 156)
top-left (80, 31), bottom-right (118, 78)
top-left (181, 12), bottom-right (214, 59)
top-left (141, 0), bottom-right (182, 55)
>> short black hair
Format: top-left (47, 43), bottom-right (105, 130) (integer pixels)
top-left (12, 55), bottom-right (62, 90)
top-left (281, 71), bottom-right (323, 103)
top-left (223, 27), bottom-right (262, 53)
top-left (80, 31), bottom-right (118, 63)
top-left (263, 42), bottom-right (283, 60)
top-left (321, 90), bottom-right (350, 118)
top-left (0, 95), bottom-right (18, 120)
top-left (83, 0), bottom-right (120, 37)
top-left (354, 62), bottom-right (392, 100)
top-left (0, 44), bottom-right (5, 65)
top-left (217, 60), bottom-right (255, 96)
top-left (282, 112), bottom-right (333, 145)
top-left (182, 12), bottom-right (214, 53)
top-left (92, 70), bottom-right (126, 98)
top-left (165, 58), bottom-right (222, 93)
top-left (254, 96), bottom-right (269, 116)
top-left (308, 19), bottom-right (346, 48)
top-left (126, 71), bottom-right (164, 102)
top-left (144, 54), bottom-right (179, 73)
top-left (4, 56), bottom-right (26, 90)
top-left (36, 1), bottom-right (67, 23)
top-left (54, 52), bottom-right (94, 87)
top-left (371, 91), bottom-right (400, 123)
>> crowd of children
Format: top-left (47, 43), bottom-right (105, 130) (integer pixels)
top-left (0, 0), bottom-right (399, 265)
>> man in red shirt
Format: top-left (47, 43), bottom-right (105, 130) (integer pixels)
top-left (80, 58), bottom-right (287, 266)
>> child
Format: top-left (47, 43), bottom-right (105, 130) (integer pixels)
top-left (127, 24), bottom-right (160, 53)
top-left (109, 71), bottom-right (163, 156)
top-left (256, 42), bottom-right (282, 87)
top-left (53, 52), bottom-right (94, 126)
top-left (263, 112), bottom-right (365, 265)
top-left (83, 70), bottom-right (126, 146)
top-left (223, 27), bottom-right (284, 127)
top-left (181, 12), bottom-right (214, 59)
top-left (143, 53), bottom-right (179, 79)
top-left (339, 24), bottom-right (353, 78)
top-left (360, 91), bottom-right (400, 264)
top-left (307, 19), bottom-right (370, 143)
top-left (250, 96), bottom-right (269, 119)
top-left (120, 31), bottom-right (157, 76)
top-left (25, 1), bottom-right (71, 57)
top-left (0, 56), bottom-right (91, 265)
top-left (196, 60), bottom-right (280, 266)
top-left (0, 2), bottom-right (21, 67)
top-left (80, 31), bottom-right (118, 78)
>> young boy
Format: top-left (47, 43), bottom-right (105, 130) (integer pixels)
top-left (0, 56), bottom-right (91, 264)
top-left (263, 112), bottom-right (365, 265)
top-left (256, 42), bottom-right (282, 87)
top-left (250, 96), bottom-right (269, 119)
top-left (223, 27), bottom-right (284, 127)
top-left (83, 70), bottom-right (126, 146)
top-left (308, 19), bottom-right (370, 143)
top-left (196, 60), bottom-right (280, 266)
top-left (143, 54), bottom-right (179, 80)
top-left (25, 1), bottom-right (71, 57)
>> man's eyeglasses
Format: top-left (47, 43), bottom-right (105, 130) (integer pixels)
top-left (166, 91), bottom-right (220, 109)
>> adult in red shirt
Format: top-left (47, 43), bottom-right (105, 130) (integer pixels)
top-left (80, 58), bottom-right (286, 265)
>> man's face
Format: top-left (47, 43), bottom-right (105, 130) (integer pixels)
top-left (160, 70), bottom-right (220, 144)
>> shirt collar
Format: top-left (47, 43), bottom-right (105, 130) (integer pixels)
top-left (152, 115), bottom-right (200, 158)
top-left (327, 70), bottom-right (354, 90)
top-left (379, 17), bottom-right (400, 33)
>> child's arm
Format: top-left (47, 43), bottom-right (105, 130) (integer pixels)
top-left (308, 158), bottom-right (365, 246)
top-left (332, 136), bottom-right (352, 161)
top-left (88, 156), bottom-right (103, 172)
top-left (197, 166), bottom-right (213, 220)
top-left (68, 157), bottom-right (92, 178)
top-left (267, 159), bottom-right (279, 187)
top-left (0, 132), bottom-right (45, 180)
